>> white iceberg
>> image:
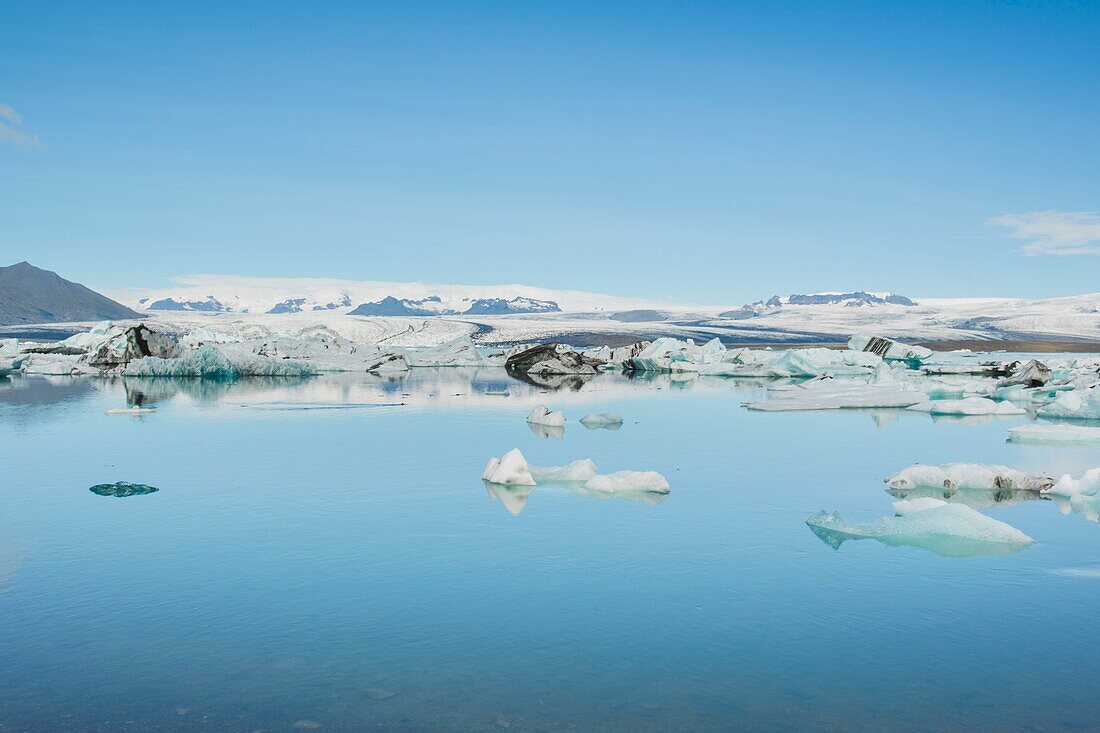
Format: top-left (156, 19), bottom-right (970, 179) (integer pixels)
top-left (806, 503), bottom-right (1035, 557)
top-left (526, 405), bottom-right (565, 427)
top-left (579, 411), bottom-right (624, 428)
top-left (583, 470), bottom-right (670, 494)
top-left (406, 337), bottom-right (496, 368)
top-left (482, 448), bottom-right (537, 486)
top-left (886, 463), bottom-right (1054, 491)
top-left (1007, 423), bottom-right (1100, 445)
top-left (745, 378), bottom-right (924, 411)
top-left (848, 334), bottom-right (933, 362)
top-left (123, 346), bottom-right (317, 379)
top-left (1036, 390), bottom-right (1100, 420)
top-left (529, 459), bottom-right (599, 483)
top-left (1044, 468), bottom-right (1100, 498)
top-left (906, 397), bottom-right (1026, 416)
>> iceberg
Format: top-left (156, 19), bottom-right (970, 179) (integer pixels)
top-left (124, 346), bottom-right (317, 379)
top-left (886, 463), bottom-right (1054, 491)
top-left (1044, 468), bottom-right (1100, 498)
top-left (847, 334), bottom-right (933, 362)
top-left (529, 459), bottom-right (599, 483)
top-left (406, 337), bottom-right (496, 368)
top-left (997, 359), bottom-right (1052, 388)
top-left (579, 411), bottom-right (624, 428)
top-left (583, 470), bottom-right (670, 494)
top-left (1036, 390), bottom-right (1100, 420)
top-left (806, 503), bottom-right (1034, 557)
top-left (526, 405), bottom-right (566, 427)
top-left (482, 448), bottom-right (537, 486)
top-left (745, 378), bottom-right (924, 411)
top-left (1007, 423), bottom-right (1100, 445)
top-left (505, 343), bottom-right (600, 376)
top-left (906, 397), bottom-right (1026, 416)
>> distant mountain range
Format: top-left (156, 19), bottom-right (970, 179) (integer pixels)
top-left (142, 292), bottom-right (563, 317)
top-left (721, 291), bottom-right (917, 318)
top-left (0, 262), bottom-right (140, 326)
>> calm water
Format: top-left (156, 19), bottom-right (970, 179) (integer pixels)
top-left (2, 368), bottom-right (1100, 732)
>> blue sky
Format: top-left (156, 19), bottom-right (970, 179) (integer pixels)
top-left (1, 1), bottom-right (1098, 304)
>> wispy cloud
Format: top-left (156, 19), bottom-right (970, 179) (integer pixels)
top-left (0, 104), bottom-right (41, 149)
top-left (989, 211), bottom-right (1100, 256)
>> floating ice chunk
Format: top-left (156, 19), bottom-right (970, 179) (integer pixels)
top-left (906, 397), bottom-right (1026, 416)
top-left (1044, 468), bottom-right (1100, 498)
top-left (1036, 390), bottom-right (1100, 420)
top-left (745, 381), bottom-right (924, 411)
top-left (526, 405), bottom-right (565, 427)
top-left (806, 504), bottom-right (1034, 557)
top-left (997, 359), bottom-right (1052, 388)
top-left (106, 407), bottom-right (156, 415)
top-left (1007, 424), bottom-right (1100, 445)
top-left (366, 353), bottom-right (410, 374)
top-left (406, 337), bottom-right (494, 368)
top-left (886, 463), bottom-right (1054, 491)
top-left (529, 459), bottom-right (599, 483)
top-left (583, 470), bottom-right (670, 494)
top-left (891, 497), bottom-right (948, 515)
top-left (482, 448), bottom-right (537, 486)
top-left (124, 346), bottom-right (316, 379)
top-left (848, 334), bottom-right (933, 362)
top-left (579, 411), bottom-right (624, 428)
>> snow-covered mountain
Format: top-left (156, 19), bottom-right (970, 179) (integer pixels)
top-left (115, 275), bottom-right (674, 315)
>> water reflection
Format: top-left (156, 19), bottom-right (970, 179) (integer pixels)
top-left (527, 421), bottom-right (565, 440)
top-left (484, 480), bottom-right (668, 516)
top-left (886, 486), bottom-right (1047, 510)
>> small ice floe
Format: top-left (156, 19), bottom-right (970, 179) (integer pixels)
top-left (579, 411), bottom-right (624, 429)
top-left (529, 459), bottom-right (599, 483)
top-left (891, 497), bottom-right (949, 515)
top-left (806, 503), bottom-right (1035, 557)
top-left (847, 334), bottom-right (933, 362)
top-left (105, 406), bottom-right (156, 416)
top-left (1007, 423), bottom-right (1100, 445)
top-left (88, 481), bottom-right (160, 498)
top-left (482, 448), bottom-right (537, 486)
top-left (1036, 390), bottom-right (1100, 420)
top-left (583, 470), bottom-right (670, 494)
top-left (484, 389), bottom-right (511, 397)
top-left (745, 381), bottom-right (924, 411)
top-left (885, 463), bottom-right (1055, 491)
top-left (906, 397), bottom-right (1026, 416)
top-left (527, 405), bottom-right (565, 427)
top-left (1043, 468), bottom-right (1100, 498)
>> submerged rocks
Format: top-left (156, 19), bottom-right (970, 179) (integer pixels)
top-left (89, 481), bottom-right (159, 498)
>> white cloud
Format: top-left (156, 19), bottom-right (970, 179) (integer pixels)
top-left (989, 211), bottom-right (1100, 256)
top-left (0, 104), bottom-right (41, 149)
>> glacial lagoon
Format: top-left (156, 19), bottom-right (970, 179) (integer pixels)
top-left (3, 367), bottom-right (1100, 732)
